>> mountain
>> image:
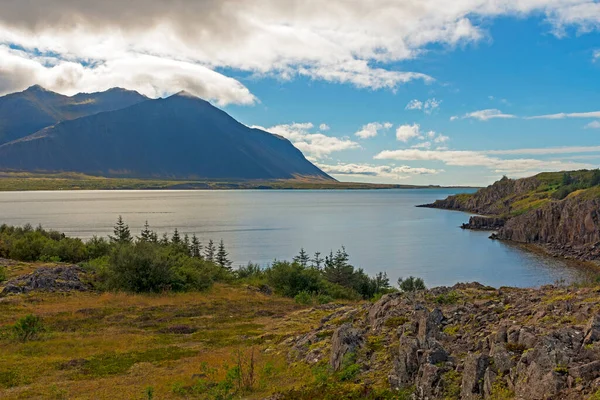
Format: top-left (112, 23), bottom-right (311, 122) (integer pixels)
top-left (421, 170), bottom-right (600, 262)
top-left (0, 85), bottom-right (147, 145)
top-left (0, 90), bottom-right (333, 181)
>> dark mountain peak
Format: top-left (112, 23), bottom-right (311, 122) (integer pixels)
top-left (25, 84), bottom-right (49, 93)
top-left (0, 86), bottom-right (148, 145)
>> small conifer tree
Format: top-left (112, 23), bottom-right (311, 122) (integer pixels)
top-left (190, 234), bottom-right (202, 258)
top-left (140, 221), bottom-right (153, 242)
top-left (204, 239), bottom-right (216, 262)
top-left (216, 239), bottom-right (232, 270)
top-left (293, 248), bottom-right (310, 267)
top-left (171, 228), bottom-right (181, 244)
top-left (110, 216), bottom-right (132, 244)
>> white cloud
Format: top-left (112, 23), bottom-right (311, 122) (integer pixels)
top-left (451, 108), bottom-right (516, 121)
top-left (594, 50), bottom-right (600, 62)
top-left (319, 123), bottom-right (330, 131)
top-left (253, 122), bottom-right (359, 159)
top-left (374, 148), bottom-right (596, 175)
top-left (0, 45), bottom-right (256, 105)
top-left (396, 123), bottom-right (421, 142)
top-left (527, 111), bottom-right (600, 120)
top-left (483, 145), bottom-right (600, 155)
top-left (0, 0), bottom-right (599, 100)
top-left (316, 162), bottom-right (440, 179)
top-left (585, 121), bottom-right (600, 129)
top-left (423, 98), bottom-right (441, 114)
top-left (405, 98), bottom-right (441, 114)
top-left (354, 122), bottom-right (393, 139)
top-left (412, 141), bottom-right (432, 149)
top-left (434, 134), bottom-right (450, 143)
top-left (405, 99), bottom-right (423, 110)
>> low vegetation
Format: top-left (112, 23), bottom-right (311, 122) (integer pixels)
top-left (0, 171), bottom-right (436, 191)
top-left (1, 218), bottom-right (399, 302)
top-left (0, 217), bottom-right (423, 398)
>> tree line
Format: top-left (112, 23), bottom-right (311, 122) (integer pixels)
top-left (0, 217), bottom-right (424, 301)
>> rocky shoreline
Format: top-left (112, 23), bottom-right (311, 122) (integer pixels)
top-left (288, 282), bottom-right (600, 399)
top-left (419, 175), bottom-right (600, 265)
top-left (461, 216), bottom-right (506, 231)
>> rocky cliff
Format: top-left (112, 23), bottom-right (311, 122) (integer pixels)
top-left (288, 283), bottom-right (600, 399)
top-left (495, 192), bottom-right (600, 261)
top-left (421, 172), bottom-right (600, 263)
top-left (420, 175), bottom-right (541, 215)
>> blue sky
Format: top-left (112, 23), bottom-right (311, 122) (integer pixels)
top-left (1, 2), bottom-right (599, 185)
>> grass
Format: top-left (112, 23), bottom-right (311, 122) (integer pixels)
top-left (0, 280), bottom-right (342, 399)
top-left (0, 171), bottom-right (450, 191)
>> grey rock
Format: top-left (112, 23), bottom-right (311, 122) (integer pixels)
top-left (330, 323), bottom-right (363, 371)
top-left (461, 353), bottom-right (489, 400)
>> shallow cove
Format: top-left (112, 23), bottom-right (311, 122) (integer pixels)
top-left (0, 188), bottom-right (591, 287)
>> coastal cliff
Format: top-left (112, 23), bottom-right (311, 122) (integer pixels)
top-left (421, 171), bottom-right (600, 262)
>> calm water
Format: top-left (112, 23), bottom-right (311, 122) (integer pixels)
top-left (0, 189), bottom-right (589, 288)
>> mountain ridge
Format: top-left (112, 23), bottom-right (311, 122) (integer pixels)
top-left (0, 87), bottom-right (332, 181)
top-left (0, 85), bottom-right (148, 145)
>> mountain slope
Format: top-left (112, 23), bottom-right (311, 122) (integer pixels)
top-left (0, 92), bottom-right (332, 181)
top-left (0, 85), bottom-right (147, 145)
top-left (422, 171), bottom-right (600, 261)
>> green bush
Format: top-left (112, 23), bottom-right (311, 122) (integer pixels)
top-left (107, 242), bottom-right (175, 293)
top-left (434, 291), bottom-right (460, 305)
top-left (0, 266), bottom-right (6, 283)
top-left (13, 314), bottom-right (44, 342)
top-left (398, 276), bottom-right (426, 292)
top-left (317, 294), bottom-right (333, 304)
top-left (265, 261), bottom-right (322, 297)
top-left (294, 291), bottom-right (313, 305)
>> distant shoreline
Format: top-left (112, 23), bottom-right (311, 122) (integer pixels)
top-left (0, 171), bottom-right (479, 192)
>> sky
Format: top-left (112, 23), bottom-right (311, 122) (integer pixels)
top-left (0, 1), bottom-right (599, 186)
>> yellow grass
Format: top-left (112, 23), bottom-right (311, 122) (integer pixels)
top-left (0, 283), bottom-right (330, 399)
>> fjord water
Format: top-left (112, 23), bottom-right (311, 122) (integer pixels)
top-left (0, 189), bottom-right (588, 288)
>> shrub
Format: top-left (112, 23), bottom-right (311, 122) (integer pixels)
top-left (13, 314), bottom-right (44, 342)
top-left (316, 294), bottom-right (333, 304)
top-left (434, 291), bottom-right (460, 305)
top-left (236, 263), bottom-right (264, 280)
top-left (0, 266), bottom-right (6, 283)
top-left (107, 242), bottom-right (176, 293)
top-left (265, 261), bottom-right (322, 297)
top-left (86, 236), bottom-right (111, 259)
top-left (398, 276), bottom-right (426, 292)
top-left (294, 291), bottom-right (313, 305)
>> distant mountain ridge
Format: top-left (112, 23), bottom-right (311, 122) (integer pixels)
top-left (0, 85), bottom-right (148, 145)
top-left (0, 87), bottom-right (332, 181)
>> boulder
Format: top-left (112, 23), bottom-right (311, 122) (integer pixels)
top-left (330, 323), bottom-right (363, 371)
top-left (584, 315), bottom-right (600, 345)
top-left (1, 266), bottom-right (91, 296)
top-left (461, 353), bottom-right (489, 400)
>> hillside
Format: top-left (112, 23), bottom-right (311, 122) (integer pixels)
top-left (0, 85), bottom-right (147, 145)
top-left (0, 91), bottom-right (332, 181)
top-left (421, 170), bottom-right (600, 262)
top-left (3, 261), bottom-right (600, 399)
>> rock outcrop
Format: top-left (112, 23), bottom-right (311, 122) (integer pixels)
top-left (1, 266), bottom-right (92, 296)
top-left (420, 176), bottom-right (540, 215)
top-left (494, 196), bottom-right (600, 261)
top-left (288, 283), bottom-right (600, 399)
top-left (420, 172), bottom-right (600, 263)
top-left (461, 216), bottom-right (505, 230)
